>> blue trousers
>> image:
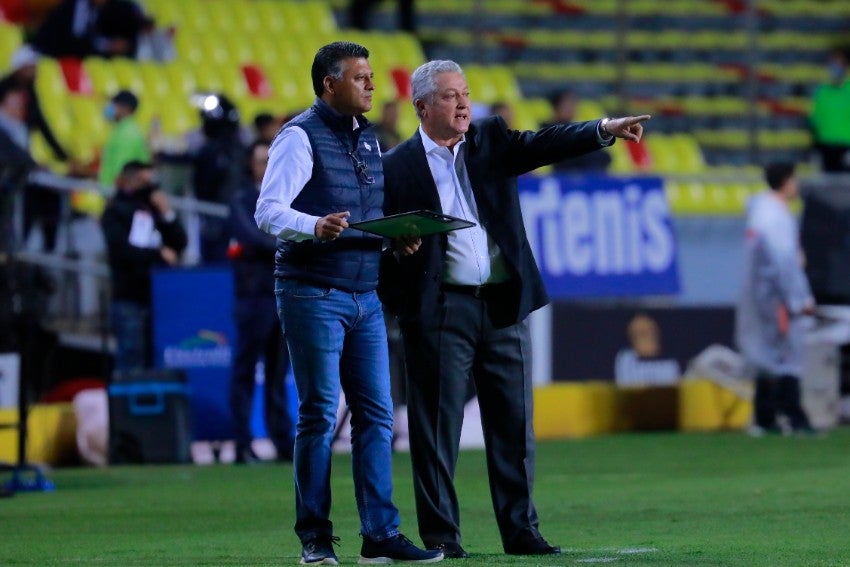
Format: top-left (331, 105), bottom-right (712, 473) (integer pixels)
top-left (275, 278), bottom-right (400, 543)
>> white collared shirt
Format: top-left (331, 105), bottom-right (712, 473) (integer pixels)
top-left (255, 116), bottom-right (374, 242)
top-left (254, 126), bottom-right (320, 242)
top-left (419, 126), bottom-right (510, 286)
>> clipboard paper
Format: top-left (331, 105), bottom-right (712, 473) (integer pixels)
top-left (349, 210), bottom-right (476, 238)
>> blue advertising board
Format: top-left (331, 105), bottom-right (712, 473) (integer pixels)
top-left (518, 175), bottom-right (680, 298)
top-left (152, 266), bottom-right (236, 440)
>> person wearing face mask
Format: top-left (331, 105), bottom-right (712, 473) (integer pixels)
top-left (99, 89), bottom-right (150, 190)
top-left (101, 161), bottom-right (187, 374)
top-left (810, 47), bottom-right (850, 173)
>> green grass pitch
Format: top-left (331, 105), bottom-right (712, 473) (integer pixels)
top-left (2, 429), bottom-right (850, 566)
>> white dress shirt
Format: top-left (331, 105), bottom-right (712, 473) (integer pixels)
top-left (419, 126), bottom-right (510, 286)
top-left (254, 126), bottom-right (323, 242)
top-left (255, 117), bottom-right (370, 242)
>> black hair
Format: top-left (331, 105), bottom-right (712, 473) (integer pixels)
top-left (245, 139), bottom-right (270, 176)
top-left (311, 41), bottom-right (370, 97)
top-left (0, 78), bottom-right (25, 103)
top-left (549, 89), bottom-right (574, 108)
top-left (253, 112), bottom-right (275, 130)
top-left (120, 160), bottom-right (154, 177)
top-left (764, 162), bottom-right (795, 191)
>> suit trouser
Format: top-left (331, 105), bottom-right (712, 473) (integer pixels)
top-left (754, 373), bottom-right (811, 430)
top-left (402, 286), bottom-right (540, 548)
top-left (230, 295), bottom-right (293, 455)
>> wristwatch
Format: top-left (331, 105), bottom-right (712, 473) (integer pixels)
top-left (599, 117), bottom-right (614, 141)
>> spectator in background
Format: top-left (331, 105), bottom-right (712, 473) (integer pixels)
top-left (0, 81), bottom-right (36, 196)
top-left (227, 140), bottom-right (293, 465)
top-left (735, 162), bottom-right (816, 436)
top-left (810, 47), bottom-right (850, 173)
top-left (32, 0), bottom-right (145, 59)
top-left (381, 59), bottom-right (648, 558)
top-left (135, 14), bottom-right (176, 62)
top-left (101, 161), bottom-right (187, 373)
top-left (193, 93), bottom-right (246, 264)
top-left (252, 112), bottom-right (281, 145)
top-left (0, 61), bottom-right (66, 251)
top-left (0, 45), bottom-right (69, 163)
top-left (373, 99), bottom-right (402, 150)
top-left (99, 90), bottom-right (150, 190)
top-left (489, 101), bottom-right (514, 129)
top-left (544, 90), bottom-right (612, 173)
top-left (254, 41), bottom-right (441, 566)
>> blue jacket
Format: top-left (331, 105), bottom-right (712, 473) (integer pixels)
top-left (228, 181), bottom-right (276, 297)
top-left (274, 99), bottom-right (384, 292)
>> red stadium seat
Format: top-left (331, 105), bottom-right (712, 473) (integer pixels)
top-left (241, 63), bottom-right (273, 98)
top-left (390, 67), bottom-right (412, 100)
top-left (625, 139), bottom-right (653, 171)
top-left (58, 57), bottom-right (93, 95)
top-left (0, 0), bottom-right (27, 24)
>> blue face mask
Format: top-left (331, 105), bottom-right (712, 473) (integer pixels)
top-left (829, 62), bottom-right (845, 83)
top-left (103, 102), bottom-right (116, 121)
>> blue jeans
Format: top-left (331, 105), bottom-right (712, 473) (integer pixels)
top-left (275, 278), bottom-right (400, 543)
top-left (111, 299), bottom-right (150, 374)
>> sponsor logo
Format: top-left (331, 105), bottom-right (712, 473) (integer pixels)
top-left (521, 177), bottom-right (676, 277)
top-left (163, 330), bottom-right (232, 368)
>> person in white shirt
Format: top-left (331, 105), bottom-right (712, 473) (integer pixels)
top-left (736, 162), bottom-right (816, 435)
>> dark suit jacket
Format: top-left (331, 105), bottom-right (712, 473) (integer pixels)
top-left (381, 115), bottom-right (607, 329)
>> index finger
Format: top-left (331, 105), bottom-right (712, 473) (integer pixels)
top-left (626, 114), bottom-right (652, 124)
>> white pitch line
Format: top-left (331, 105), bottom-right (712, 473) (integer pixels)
top-left (572, 546), bottom-right (659, 563)
top-left (618, 547), bottom-right (658, 554)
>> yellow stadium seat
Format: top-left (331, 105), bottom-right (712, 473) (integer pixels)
top-left (136, 61), bottom-right (171, 100)
top-left (608, 141), bottom-right (636, 175)
top-left (110, 58), bottom-right (145, 93)
top-left (253, 0), bottom-right (287, 33)
top-left (524, 97), bottom-right (554, 124)
top-left (161, 61), bottom-right (197, 98)
top-left (68, 95), bottom-right (110, 149)
top-left (173, 26), bottom-right (204, 64)
top-left (159, 97), bottom-right (200, 136)
top-left (83, 58), bottom-right (119, 96)
top-left (0, 23), bottom-right (23, 68)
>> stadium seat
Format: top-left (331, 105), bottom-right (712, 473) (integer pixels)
top-left (389, 67), bottom-right (412, 100)
top-left (58, 57), bottom-right (93, 95)
top-left (83, 58), bottom-right (119, 96)
top-left (0, 22), bottom-right (22, 67)
top-left (241, 63), bottom-right (274, 99)
top-left (109, 58), bottom-right (145, 93)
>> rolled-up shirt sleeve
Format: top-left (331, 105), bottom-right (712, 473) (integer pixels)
top-left (254, 126), bottom-right (322, 241)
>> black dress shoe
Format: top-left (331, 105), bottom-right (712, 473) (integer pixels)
top-left (428, 542), bottom-right (469, 559)
top-left (504, 533), bottom-right (561, 555)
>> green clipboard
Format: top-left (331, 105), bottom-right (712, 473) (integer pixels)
top-left (349, 210), bottom-right (476, 238)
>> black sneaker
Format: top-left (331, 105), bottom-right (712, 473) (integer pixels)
top-left (301, 535), bottom-right (340, 565)
top-left (359, 534), bottom-right (444, 564)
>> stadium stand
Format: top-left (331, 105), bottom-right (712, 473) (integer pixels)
top-left (0, 0), bottom-right (843, 232)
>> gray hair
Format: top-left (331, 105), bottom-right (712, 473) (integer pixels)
top-left (410, 60), bottom-right (465, 119)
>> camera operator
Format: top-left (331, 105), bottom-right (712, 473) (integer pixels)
top-left (101, 161), bottom-right (187, 374)
top-left (192, 94), bottom-right (246, 264)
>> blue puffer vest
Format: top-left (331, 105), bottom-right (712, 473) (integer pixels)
top-left (274, 99), bottom-right (384, 292)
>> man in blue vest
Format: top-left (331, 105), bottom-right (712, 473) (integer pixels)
top-left (255, 41), bottom-right (442, 566)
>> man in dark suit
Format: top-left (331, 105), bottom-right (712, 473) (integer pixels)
top-left (381, 59), bottom-right (648, 558)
